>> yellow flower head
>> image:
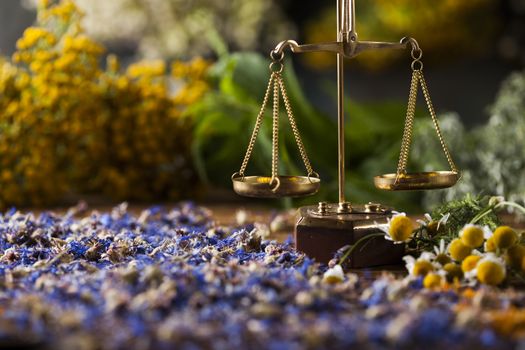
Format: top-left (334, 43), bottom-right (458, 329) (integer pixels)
top-left (461, 255), bottom-right (481, 273)
top-left (419, 213), bottom-right (450, 236)
top-left (16, 27), bottom-right (55, 50)
top-left (413, 260), bottom-right (434, 276)
top-left (476, 255), bottom-right (506, 286)
top-left (127, 60), bottom-right (166, 79)
top-left (432, 239), bottom-right (451, 266)
top-left (322, 264), bottom-right (345, 284)
top-left (485, 236), bottom-right (496, 252)
top-left (448, 238), bottom-right (472, 262)
top-left (380, 213), bottom-right (414, 243)
top-left (106, 54), bottom-right (120, 73)
top-left (423, 273), bottom-right (442, 289)
top-left (436, 254), bottom-right (451, 266)
top-left (459, 224), bottom-right (488, 248)
top-left (404, 253), bottom-right (435, 277)
top-left (505, 244), bottom-right (525, 269)
top-left (443, 263), bottom-right (463, 282)
top-left (492, 226), bottom-right (518, 250)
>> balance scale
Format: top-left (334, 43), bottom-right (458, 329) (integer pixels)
top-left (231, 0), bottom-right (460, 267)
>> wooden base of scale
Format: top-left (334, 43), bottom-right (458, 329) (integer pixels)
top-left (295, 202), bottom-right (405, 267)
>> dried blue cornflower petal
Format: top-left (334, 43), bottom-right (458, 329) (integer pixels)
top-left (0, 202), bottom-right (520, 349)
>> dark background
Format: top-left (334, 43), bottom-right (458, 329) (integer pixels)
top-left (2, 0), bottom-right (523, 127)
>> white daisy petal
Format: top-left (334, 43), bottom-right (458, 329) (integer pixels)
top-left (420, 251), bottom-right (435, 261)
top-left (323, 264), bottom-right (345, 284)
top-left (482, 226), bottom-right (493, 239)
top-left (439, 213), bottom-right (450, 226)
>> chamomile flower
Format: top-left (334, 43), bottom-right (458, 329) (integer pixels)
top-left (505, 244), bottom-right (525, 269)
top-left (448, 239), bottom-right (472, 262)
top-left (461, 255), bottom-right (481, 273)
top-left (378, 212), bottom-right (414, 244)
top-left (476, 254), bottom-right (506, 286)
top-left (323, 264), bottom-right (345, 284)
top-left (417, 213), bottom-right (450, 236)
top-left (459, 224), bottom-right (491, 248)
top-left (432, 239), bottom-right (452, 266)
top-left (484, 236), bottom-right (496, 252)
top-left (443, 263), bottom-right (463, 282)
top-left (403, 252), bottom-right (435, 277)
top-left (492, 226), bottom-right (518, 250)
top-left (423, 272), bottom-right (443, 289)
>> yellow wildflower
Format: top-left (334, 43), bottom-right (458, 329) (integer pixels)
top-left (459, 224), bottom-right (488, 248)
top-left (443, 263), bottom-right (463, 282)
top-left (485, 236), bottom-right (496, 252)
top-left (413, 260), bottom-right (434, 276)
top-left (379, 213), bottom-right (414, 243)
top-left (505, 244), bottom-right (525, 269)
top-left (423, 273), bottom-right (442, 289)
top-left (17, 27), bottom-right (54, 50)
top-left (106, 54), bottom-right (120, 73)
top-left (432, 239), bottom-right (451, 266)
top-left (492, 226), bottom-right (518, 250)
top-left (171, 61), bottom-right (188, 78)
top-left (476, 255), bottom-right (506, 286)
top-left (461, 255), bottom-right (481, 273)
top-left (127, 60), bottom-right (166, 78)
top-left (322, 265), bottom-right (345, 284)
top-left (0, 0), bottom-right (209, 208)
top-left (404, 253), bottom-right (435, 277)
top-left (448, 239), bottom-right (472, 262)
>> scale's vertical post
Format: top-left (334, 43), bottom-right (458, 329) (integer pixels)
top-left (336, 0), bottom-right (354, 213)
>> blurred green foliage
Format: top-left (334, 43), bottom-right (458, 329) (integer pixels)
top-left (414, 70), bottom-right (525, 209)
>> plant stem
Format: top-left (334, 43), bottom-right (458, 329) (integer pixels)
top-left (470, 206), bottom-right (495, 225)
top-left (470, 201), bottom-right (525, 225)
top-left (496, 201), bottom-right (525, 215)
top-left (338, 233), bottom-right (385, 266)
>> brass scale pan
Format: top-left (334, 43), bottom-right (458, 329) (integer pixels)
top-left (232, 175), bottom-right (320, 198)
top-left (374, 171), bottom-right (460, 191)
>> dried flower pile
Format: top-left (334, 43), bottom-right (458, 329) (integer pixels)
top-left (0, 202), bottom-right (524, 349)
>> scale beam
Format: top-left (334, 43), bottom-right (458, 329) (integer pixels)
top-left (272, 38), bottom-right (409, 59)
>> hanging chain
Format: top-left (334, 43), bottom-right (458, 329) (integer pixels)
top-left (235, 51), bottom-right (318, 187)
top-left (271, 73), bottom-right (280, 184)
top-left (418, 71), bottom-right (458, 173)
top-left (237, 72), bottom-right (275, 177)
top-left (395, 43), bottom-right (458, 178)
top-left (277, 75), bottom-right (317, 178)
top-left (396, 70), bottom-right (419, 175)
